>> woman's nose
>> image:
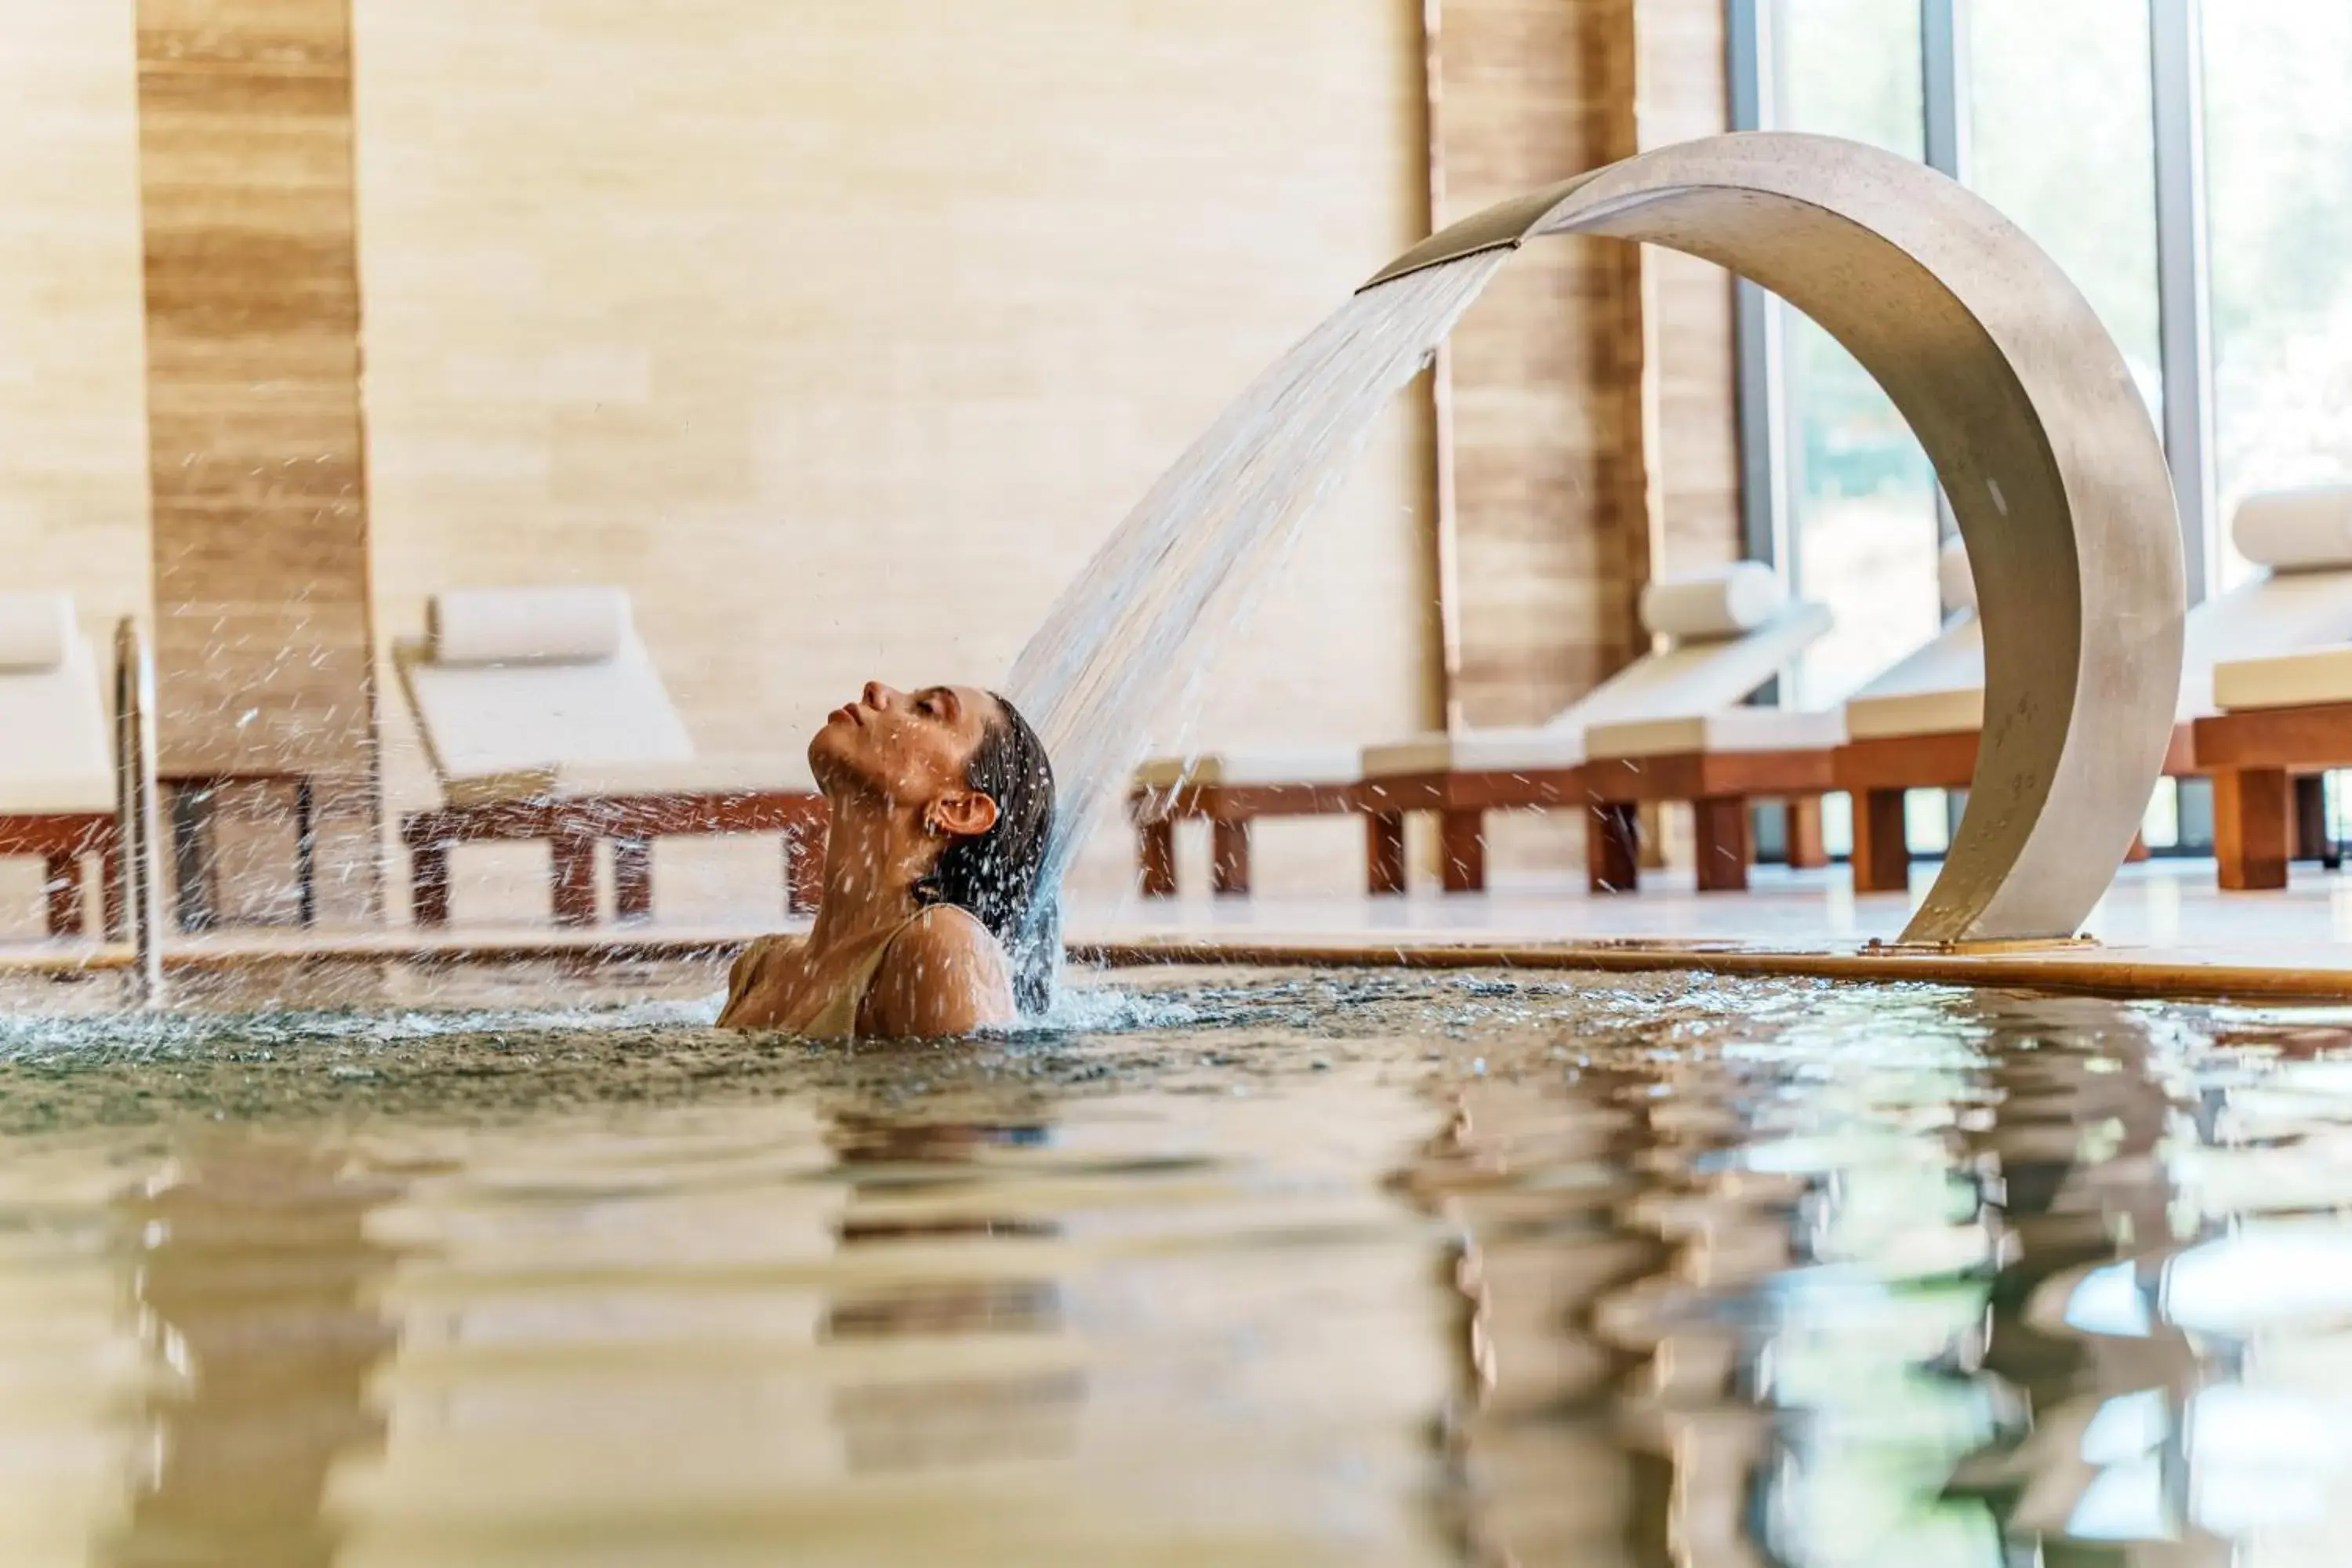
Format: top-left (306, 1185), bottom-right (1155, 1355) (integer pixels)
top-left (862, 681), bottom-right (898, 710)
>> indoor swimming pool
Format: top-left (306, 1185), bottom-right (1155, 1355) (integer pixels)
top-left (0, 960), bottom-right (2342, 1565)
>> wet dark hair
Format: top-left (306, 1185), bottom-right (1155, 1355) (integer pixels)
top-left (913, 692), bottom-right (1058, 1014)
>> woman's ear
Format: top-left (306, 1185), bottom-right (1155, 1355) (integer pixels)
top-left (931, 789), bottom-right (1000, 839)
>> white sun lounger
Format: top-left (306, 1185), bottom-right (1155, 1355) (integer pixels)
top-left (2183, 486), bottom-right (2352, 888)
top-left (0, 593), bottom-right (120, 937)
top-left (394, 586), bottom-right (822, 927)
top-left (1845, 488), bottom-right (2352, 889)
top-left (1129, 564), bottom-right (1830, 896)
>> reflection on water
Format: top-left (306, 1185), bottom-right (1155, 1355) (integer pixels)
top-left (106, 1142), bottom-right (401, 1568)
top-left (2, 964), bottom-right (2352, 1563)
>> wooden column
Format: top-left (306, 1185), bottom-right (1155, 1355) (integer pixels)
top-left (1428, 0), bottom-right (1740, 883)
top-left (1439, 0), bottom-right (1650, 735)
top-left (1632, 0), bottom-right (1742, 578)
top-left (136, 0), bottom-right (380, 923)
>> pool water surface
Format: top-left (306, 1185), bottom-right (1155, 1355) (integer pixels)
top-left (0, 960), bottom-right (2344, 1565)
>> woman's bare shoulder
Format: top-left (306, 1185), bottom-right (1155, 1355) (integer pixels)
top-left (861, 906), bottom-right (1015, 1037)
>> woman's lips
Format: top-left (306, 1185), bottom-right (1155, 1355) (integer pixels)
top-left (831, 703), bottom-right (862, 727)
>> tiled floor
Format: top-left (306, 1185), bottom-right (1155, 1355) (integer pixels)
top-left (9, 858), bottom-right (2352, 1003)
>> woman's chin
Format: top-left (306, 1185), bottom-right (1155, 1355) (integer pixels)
top-left (807, 729), bottom-right (868, 793)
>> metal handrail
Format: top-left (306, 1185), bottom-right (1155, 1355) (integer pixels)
top-left (113, 617), bottom-right (165, 1004)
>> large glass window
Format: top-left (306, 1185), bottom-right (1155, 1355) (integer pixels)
top-left (2205, 3), bottom-right (2352, 589)
top-left (1771, 0), bottom-right (1941, 706)
top-left (1970, 0), bottom-right (2161, 420)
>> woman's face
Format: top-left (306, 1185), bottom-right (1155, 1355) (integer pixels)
top-left (810, 681), bottom-right (1000, 809)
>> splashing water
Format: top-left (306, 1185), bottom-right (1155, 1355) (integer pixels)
top-left (1003, 252), bottom-right (1509, 939)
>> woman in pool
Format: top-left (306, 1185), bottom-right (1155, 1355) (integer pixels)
top-left (718, 682), bottom-right (1056, 1036)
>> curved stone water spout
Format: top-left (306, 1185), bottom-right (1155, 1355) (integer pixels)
top-left (1367, 131), bottom-right (2183, 944)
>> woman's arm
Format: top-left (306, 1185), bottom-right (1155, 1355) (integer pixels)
top-left (860, 906), bottom-right (1018, 1038)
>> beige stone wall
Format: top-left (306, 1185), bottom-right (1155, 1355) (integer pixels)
top-left (350, 0), bottom-right (1434, 920)
top-left (0, 0), bottom-right (151, 934)
top-left (0, 0), bottom-right (1745, 936)
top-left (0, 0), bottom-right (151, 656)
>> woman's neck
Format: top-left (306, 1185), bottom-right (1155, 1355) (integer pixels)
top-left (805, 797), bottom-right (935, 949)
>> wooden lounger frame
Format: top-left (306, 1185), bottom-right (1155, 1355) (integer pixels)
top-left (1131, 763), bottom-right (1831, 898)
top-left (1128, 780), bottom-right (1356, 898)
top-left (401, 790), bottom-right (827, 927)
top-left (1357, 769), bottom-right (1583, 895)
top-left (2191, 703), bottom-right (2352, 891)
top-left (0, 811), bottom-right (122, 938)
top-left (1581, 750), bottom-right (1833, 894)
top-left (1129, 770), bottom-right (1592, 898)
top-left (1835, 724), bottom-right (2200, 891)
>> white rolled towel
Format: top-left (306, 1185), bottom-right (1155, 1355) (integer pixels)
top-left (2232, 485), bottom-right (2352, 572)
top-left (1639, 561), bottom-right (1786, 642)
top-left (1938, 535), bottom-right (1976, 612)
top-left (0, 592), bottom-right (74, 672)
top-left (430, 586), bottom-right (633, 665)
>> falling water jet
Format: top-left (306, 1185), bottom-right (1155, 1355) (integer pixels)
top-left (1007, 250), bottom-right (1506, 878)
top-left (1006, 131), bottom-right (2183, 995)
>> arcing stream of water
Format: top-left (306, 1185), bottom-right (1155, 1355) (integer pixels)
top-left (1003, 251), bottom-right (1509, 948)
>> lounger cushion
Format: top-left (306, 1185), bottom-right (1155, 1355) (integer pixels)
top-left (1360, 727), bottom-right (1585, 777)
top-left (2212, 645), bottom-right (2352, 712)
top-left (2180, 567), bottom-right (2352, 717)
top-left (2232, 485), bottom-right (2352, 572)
top-left (398, 626), bottom-right (697, 785)
top-left (0, 622), bottom-right (111, 814)
top-left (1152, 597), bottom-right (1829, 795)
top-left (1639, 562), bottom-right (1784, 641)
top-left (1829, 544), bottom-right (2352, 739)
top-left (1844, 685), bottom-right (1984, 742)
top-left (1132, 748), bottom-right (1359, 789)
top-left (556, 757), bottom-right (818, 796)
top-left (1345, 600), bottom-right (1831, 784)
top-left (1841, 616), bottom-right (1985, 739)
top-left (1585, 706), bottom-right (1846, 761)
top-left (440, 754), bottom-right (818, 808)
top-left (1577, 601), bottom-right (1833, 728)
top-left (430, 586), bottom-right (632, 666)
top-left (0, 773), bottom-right (115, 815)
top-left (0, 593), bottom-right (73, 672)
top-left (1937, 536), bottom-right (1976, 612)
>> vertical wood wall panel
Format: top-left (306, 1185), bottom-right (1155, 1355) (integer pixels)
top-left (1635, 0), bottom-right (1740, 576)
top-left (1433, 0), bottom-right (1739, 877)
top-left (1439, 0), bottom-right (1650, 732)
top-left (136, 0), bottom-right (380, 919)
